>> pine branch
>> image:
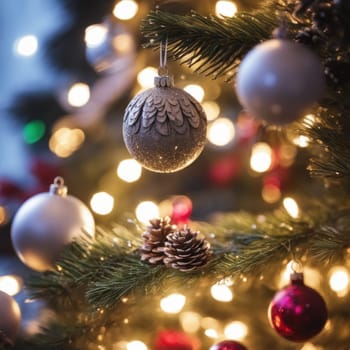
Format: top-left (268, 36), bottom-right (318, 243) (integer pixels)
top-left (141, 2), bottom-right (287, 80)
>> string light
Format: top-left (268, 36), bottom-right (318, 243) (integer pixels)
top-left (210, 283), bottom-right (233, 302)
top-left (113, 0), bottom-right (139, 20)
top-left (127, 340), bottom-right (147, 350)
top-left (207, 118), bottom-right (235, 146)
top-left (0, 275), bottom-right (22, 296)
top-left (202, 101), bottom-right (220, 121)
top-left (117, 159), bottom-right (142, 183)
top-left (67, 83), bottom-right (90, 107)
top-left (90, 192), bottom-right (114, 215)
top-left (137, 67), bottom-right (158, 89)
top-left (14, 35), bottom-right (38, 56)
top-left (184, 84), bottom-right (205, 102)
top-left (135, 201), bottom-right (159, 225)
top-left (283, 197), bottom-right (300, 218)
top-left (329, 266), bottom-right (350, 296)
top-left (215, 1), bottom-right (238, 18)
top-left (85, 24), bottom-right (108, 48)
top-left (224, 321), bottom-right (248, 340)
top-left (160, 293), bottom-right (186, 313)
top-left (49, 127), bottom-right (85, 158)
top-left (250, 142), bottom-right (273, 173)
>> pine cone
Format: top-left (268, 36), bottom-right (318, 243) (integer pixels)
top-left (163, 227), bottom-right (211, 272)
top-left (140, 217), bottom-right (175, 264)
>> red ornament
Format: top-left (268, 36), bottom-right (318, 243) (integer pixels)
top-left (209, 340), bottom-right (248, 350)
top-left (268, 272), bottom-right (328, 342)
top-left (171, 196), bottom-right (193, 226)
top-left (154, 330), bottom-right (200, 350)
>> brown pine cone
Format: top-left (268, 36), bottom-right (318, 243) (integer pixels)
top-left (163, 227), bottom-right (211, 272)
top-left (140, 217), bottom-right (175, 264)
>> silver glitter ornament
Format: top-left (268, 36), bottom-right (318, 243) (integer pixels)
top-left (123, 53), bottom-right (207, 173)
top-left (11, 177), bottom-right (95, 271)
top-left (0, 291), bottom-right (21, 347)
top-left (236, 39), bottom-right (325, 125)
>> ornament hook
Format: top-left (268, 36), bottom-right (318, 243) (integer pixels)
top-left (50, 176), bottom-right (68, 196)
top-left (158, 39), bottom-right (169, 76)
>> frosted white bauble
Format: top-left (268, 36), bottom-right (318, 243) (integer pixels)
top-left (11, 177), bottom-right (95, 271)
top-left (236, 39), bottom-right (325, 125)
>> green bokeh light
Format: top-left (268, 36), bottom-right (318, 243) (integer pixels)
top-left (23, 120), bottom-right (46, 144)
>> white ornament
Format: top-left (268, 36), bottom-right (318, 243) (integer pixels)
top-left (11, 177), bottom-right (95, 271)
top-left (236, 39), bottom-right (325, 125)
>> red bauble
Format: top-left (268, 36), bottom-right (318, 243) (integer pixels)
top-left (209, 340), bottom-right (248, 350)
top-left (171, 196), bottom-right (192, 225)
top-left (268, 273), bottom-right (328, 342)
top-left (154, 330), bottom-right (200, 350)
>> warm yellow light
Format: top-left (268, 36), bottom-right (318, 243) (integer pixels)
top-left (215, 1), bottom-right (238, 18)
top-left (303, 114), bottom-right (316, 127)
top-left (85, 24), bottom-right (108, 48)
top-left (202, 101), bottom-right (220, 121)
top-left (301, 343), bottom-right (321, 350)
top-left (250, 142), bottom-right (273, 173)
top-left (210, 283), bottom-right (233, 302)
top-left (329, 266), bottom-right (349, 295)
top-left (207, 118), bottom-right (235, 146)
top-left (0, 275), bottom-right (22, 296)
top-left (117, 159), bottom-right (142, 183)
top-left (127, 340), bottom-right (148, 350)
top-left (137, 67), bottom-right (158, 89)
top-left (113, 0), bottom-right (139, 20)
top-left (224, 321), bottom-right (248, 340)
top-left (0, 206), bottom-right (7, 225)
top-left (160, 293), bottom-right (186, 314)
top-left (179, 312), bottom-right (201, 333)
top-left (262, 184), bottom-right (281, 203)
top-left (293, 135), bottom-right (310, 148)
top-left (204, 329), bottom-right (219, 339)
top-left (283, 197), bottom-right (300, 219)
top-left (90, 192), bottom-right (114, 215)
top-left (49, 127), bottom-right (85, 158)
top-left (14, 35), bottom-right (38, 56)
top-left (67, 83), bottom-right (90, 107)
top-left (135, 201), bottom-right (160, 225)
top-left (112, 33), bottom-right (134, 54)
top-left (184, 84), bottom-right (205, 102)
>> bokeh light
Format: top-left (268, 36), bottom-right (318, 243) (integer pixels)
top-left (293, 135), bottom-right (310, 148)
top-left (283, 197), bottom-right (300, 219)
top-left (184, 84), bottom-right (205, 102)
top-left (85, 24), bottom-right (108, 48)
top-left (202, 101), bottom-right (220, 121)
top-left (113, 33), bottom-right (134, 54)
top-left (179, 312), bottom-right (201, 333)
top-left (137, 67), bottom-right (158, 88)
top-left (135, 201), bottom-right (160, 225)
top-left (67, 83), bottom-right (90, 107)
top-left (210, 283), bottom-right (233, 302)
top-left (23, 120), bottom-right (46, 144)
top-left (117, 159), bottom-right (142, 183)
top-left (215, 1), bottom-right (238, 18)
top-left (160, 293), bottom-right (186, 314)
top-left (113, 0), bottom-right (139, 20)
top-left (262, 184), bottom-right (281, 203)
top-left (329, 266), bottom-right (350, 295)
top-left (0, 275), bottom-right (22, 296)
top-left (207, 118), bottom-right (235, 146)
top-left (90, 192), bottom-right (114, 215)
top-left (250, 142), bottom-right (273, 173)
top-left (127, 340), bottom-right (147, 350)
top-left (0, 207), bottom-right (7, 225)
top-left (14, 35), bottom-right (38, 56)
top-left (49, 127), bottom-right (85, 158)
top-left (224, 321), bottom-right (248, 340)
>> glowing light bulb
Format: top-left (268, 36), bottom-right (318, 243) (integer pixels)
top-left (250, 142), bottom-right (273, 173)
top-left (113, 0), bottom-right (139, 20)
top-left (329, 266), bottom-right (349, 295)
top-left (160, 293), bottom-right (186, 313)
top-left (179, 312), bottom-right (201, 333)
top-left (117, 159), bottom-right (142, 183)
top-left (85, 24), bottom-right (108, 48)
top-left (67, 83), bottom-right (90, 107)
top-left (135, 201), bottom-right (159, 225)
top-left (283, 197), bottom-right (299, 219)
top-left (202, 101), bottom-right (220, 121)
top-left (184, 84), bottom-right (205, 102)
top-left (0, 275), bottom-right (22, 296)
top-left (90, 192), bottom-right (114, 215)
top-left (204, 329), bottom-right (219, 338)
top-left (210, 283), bottom-right (233, 302)
top-left (224, 321), bottom-right (248, 340)
top-left (127, 340), bottom-right (148, 350)
top-left (215, 1), bottom-right (238, 18)
top-left (137, 67), bottom-right (158, 88)
top-left (49, 127), bottom-right (85, 158)
top-left (293, 135), bottom-right (310, 148)
top-left (207, 118), bottom-right (235, 146)
top-left (14, 35), bottom-right (38, 56)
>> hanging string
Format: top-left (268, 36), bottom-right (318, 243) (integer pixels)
top-left (158, 39), bottom-right (168, 76)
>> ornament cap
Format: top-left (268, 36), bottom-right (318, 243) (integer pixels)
top-left (154, 75), bottom-right (174, 88)
top-left (290, 272), bottom-right (304, 285)
top-left (49, 176), bottom-right (68, 196)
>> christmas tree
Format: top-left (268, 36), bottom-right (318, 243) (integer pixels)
top-left (0, 0), bottom-right (350, 349)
